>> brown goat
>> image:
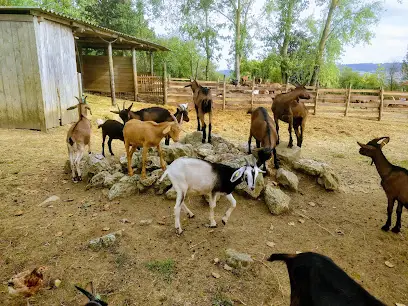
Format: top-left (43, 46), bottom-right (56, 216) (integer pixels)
top-left (123, 115), bottom-right (183, 178)
top-left (272, 85), bottom-right (311, 148)
top-left (66, 96), bottom-right (92, 182)
top-left (358, 137), bottom-right (408, 233)
top-left (185, 80), bottom-right (213, 143)
top-left (247, 107), bottom-right (279, 170)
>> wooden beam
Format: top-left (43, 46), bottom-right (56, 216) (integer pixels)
top-left (344, 84), bottom-right (352, 116)
top-left (251, 78), bottom-right (255, 108)
top-left (0, 14), bottom-right (33, 22)
top-left (107, 42), bottom-right (116, 106)
top-left (162, 62), bottom-right (168, 105)
top-left (132, 47), bottom-right (138, 101)
top-left (150, 51), bottom-right (154, 75)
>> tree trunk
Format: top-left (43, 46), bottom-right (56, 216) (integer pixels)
top-left (205, 9), bottom-right (210, 80)
top-left (235, 0), bottom-right (241, 82)
top-left (310, 0), bottom-right (337, 86)
top-left (280, 0), bottom-right (295, 84)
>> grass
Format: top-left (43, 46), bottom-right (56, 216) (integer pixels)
top-left (212, 291), bottom-right (233, 306)
top-left (145, 259), bottom-right (175, 283)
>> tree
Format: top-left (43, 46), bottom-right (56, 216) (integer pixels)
top-left (181, 0), bottom-right (220, 80)
top-left (309, 0), bottom-right (382, 86)
top-left (264, 0), bottom-right (310, 83)
top-left (402, 46), bottom-right (408, 81)
top-left (215, 0), bottom-right (256, 82)
top-left (387, 62), bottom-right (400, 91)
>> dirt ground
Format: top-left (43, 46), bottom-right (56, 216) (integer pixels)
top-left (0, 95), bottom-right (407, 306)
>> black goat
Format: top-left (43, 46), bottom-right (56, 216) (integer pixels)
top-left (97, 119), bottom-right (124, 156)
top-left (358, 136), bottom-right (408, 233)
top-left (111, 103), bottom-right (189, 145)
top-left (75, 283), bottom-right (108, 306)
top-left (268, 252), bottom-right (385, 306)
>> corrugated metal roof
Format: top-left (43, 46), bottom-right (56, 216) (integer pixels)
top-left (0, 6), bottom-right (170, 51)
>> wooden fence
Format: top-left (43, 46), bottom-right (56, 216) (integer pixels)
top-left (165, 78), bottom-right (408, 121)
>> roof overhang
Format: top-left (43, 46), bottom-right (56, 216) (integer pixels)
top-left (0, 6), bottom-right (170, 52)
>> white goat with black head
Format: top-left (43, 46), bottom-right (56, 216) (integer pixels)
top-left (160, 157), bottom-right (265, 234)
top-left (66, 96), bottom-right (92, 182)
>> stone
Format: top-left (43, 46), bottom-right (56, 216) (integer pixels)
top-left (211, 272), bottom-right (221, 279)
top-left (266, 241), bottom-right (276, 248)
top-left (309, 201), bottom-right (316, 207)
top-left (213, 142), bottom-right (229, 155)
top-left (14, 210), bottom-right (23, 216)
top-left (103, 172), bottom-right (125, 188)
top-left (108, 175), bottom-right (140, 200)
top-left (276, 168), bottom-right (299, 191)
top-left (181, 131), bottom-right (205, 146)
top-left (154, 173), bottom-right (172, 195)
top-left (162, 143), bottom-right (196, 163)
top-left (139, 169), bottom-right (163, 187)
top-left (165, 187), bottom-right (177, 200)
top-left (196, 147), bottom-right (215, 158)
top-left (293, 159), bottom-right (327, 176)
top-left (86, 171), bottom-right (110, 189)
top-left (81, 154), bottom-right (114, 179)
top-left (276, 143), bottom-right (301, 165)
top-left (213, 258), bottom-right (220, 264)
top-left (236, 173), bottom-right (265, 199)
top-left (225, 248), bottom-right (253, 269)
top-left (264, 185), bottom-right (290, 215)
top-left (221, 154), bottom-right (257, 169)
top-left (88, 230), bottom-right (123, 251)
top-left (39, 195), bottom-right (60, 207)
top-left (204, 154), bottom-right (222, 163)
top-left (139, 219), bottom-right (153, 226)
top-left (385, 261), bottom-right (395, 268)
top-left (223, 264), bottom-right (233, 271)
top-left (317, 167), bottom-right (340, 191)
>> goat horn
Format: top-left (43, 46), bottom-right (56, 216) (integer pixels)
top-left (170, 114), bottom-right (177, 123)
top-left (75, 96), bottom-right (81, 103)
top-left (180, 113), bottom-right (184, 125)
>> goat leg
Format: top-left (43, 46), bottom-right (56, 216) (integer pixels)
top-left (165, 135), bottom-right (170, 146)
top-left (288, 117), bottom-right (294, 148)
top-left (248, 135), bottom-right (252, 154)
top-left (208, 194), bottom-right (217, 228)
top-left (107, 138), bottom-right (114, 156)
top-left (273, 147), bottom-right (280, 169)
top-left (392, 201), bottom-right (403, 233)
top-left (202, 123), bottom-right (207, 144)
top-left (195, 105), bottom-right (201, 131)
top-left (141, 145), bottom-right (148, 179)
top-left (256, 140), bottom-right (261, 148)
top-left (157, 144), bottom-right (166, 171)
top-left (222, 194), bottom-right (236, 225)
top-left (102, 134), bottom-right (106, 157)
top-left (274, 118), bottom-right (280, 145)
top-left (382, 197), bottom-right (395, 231)
top-left (208, 112), bottom-right (212, 143)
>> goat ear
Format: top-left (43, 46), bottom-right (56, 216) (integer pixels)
top-left (162, 125), bottom-right (171, 135)
top-left (85, 106), bottom-right (92, 115)
top-left (255, 165), bottom-right (266, 174)
top-left (128, 103), bottom-right (133, 111)
top-left (230, 167), bottom-right (245, 182)
top-left (184, 84), bottom-right (192, 88)
top-left (67, 105), bottom-right (78, 110)
top-left (110, 110), bottom-right (120, 114)
top-left (357, 141), bottom-right (365, 148)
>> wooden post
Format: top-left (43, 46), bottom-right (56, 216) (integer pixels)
top-left (150, 51), bottom-right (154, 76)
top-left (77, 72), bottom-right (83, 98)
top-left (107, 42), bottom-right (116, 106)
top-left (162, 62), bottom-right (168, 105)
top-left (314, 86), bottom-right (319, 115)
top-left (344, 84), bottom-right (352, 117)
top-left (251, 78), bottom-right (255, 108)
top-left (132, 47), bottom-right (138, 101)
top-left (379, 87), bottom-right (384, 121)
top-left (223, 75), bottom-right (226, 110)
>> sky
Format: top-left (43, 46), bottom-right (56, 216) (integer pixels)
top-left (151, 0), bottom-right (408, 70)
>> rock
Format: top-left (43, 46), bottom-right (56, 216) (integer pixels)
top-left (385, 261), bottom-right (395, 268)
top-left (264, 185), bottom-right (290, 215)
top-left (276, 168), bottom-right (299, 191)
top-left (145, 156), bottom-right (164, 170)
top-left (221, 154), bottom-right (257, 169)
top-left (103, 172), bottom-right (125, 188)
top-left (39, 195), bottom-right (60, 207)
top-left (317, 167), bottom-right (340, 191)
top-left (288, 222), bottom-right (295, 226)
top-left (81, 154), bottom-right (114, 179)
top-left (181, 131), bottom-right (205, 146)
top-left (196, 147), bottom-right (215, 158)
top-left (225, 248), bottom-right (253, 269)
top-left (14, 210), bottom-right (24, 216)
top-left (236, 173), bottom-right (265, 199)
top-left (108, 175), bottom-right (140, 200)
top-left (214, 258), bottom-right (220, 264)
top-left (293, 159), bottom-right (326, 176)
top-left (165, 187), bottom-right (177, 200)
top-left (88, 230), bottom-right (123, 251)
top-left (102, 227), bottom-right (110, 231)
top-left (298, 219), bottom-right (305, 224)
top-left (139, 169), bottom-right (163, 187)
top-left (211, 134), bottom-right (237, 151)
top-left (87, 171), bottom-right (110, 189)
top-left (162, 143), bottom-right (196, 163)
top-left (213, 142), bottom-right (229, 155)
top-left (211, 272), bottom-right (221, 279)
top-left (309, 201), bottom-right (316, 207)
top-left (276, 143), bottom-right (301, 165)
top-left (395, 303), bottom-right (406, 306)
top-left (139, 219), bottom-right (153, 226)
top-left (154, 172), bottom-right (172, 195)
top-left (223, 264), bottom-right (233, 271)
top-left (204, 154), bottom-right (222, 163)
top-left (266, 241), bottom-right (276, 248)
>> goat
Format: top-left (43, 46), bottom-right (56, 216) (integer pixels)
top-left (268, 252), bottom-right (385, 306)
top-left (230, 79), bottom-right (239, 86)
top-left (247, 107), bottom-right (279, 170)
top-left (96, 119), bottom-right (124, 157)
top-left (272, 85), bottom-right (311, 148)
top-left (160, 157), bottom-right (265, 234)
top-left (185, 80), bottom-right (213, 143)
top-left (123, 115), bottom-right (183, 178)
top-left (75, 283), bottom-right (108, 306)
top-left (111, 103), bottom-right (189, 145)
top-left (66, 96), bottom-right (92, 182)
top-left (358, 137), bottom-right (408, 233)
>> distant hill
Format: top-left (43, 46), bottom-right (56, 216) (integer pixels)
top-left (339, 62), bottom-right (402, 74)
top-left (217, 69), bottom-right (232, 77)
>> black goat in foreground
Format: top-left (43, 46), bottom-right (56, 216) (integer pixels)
top-left (268, 252), bottom-right (385, 306)
top-left (358, 136), bottom-right (408, 233)
top-left (97, 119), bottom-right (124, 156)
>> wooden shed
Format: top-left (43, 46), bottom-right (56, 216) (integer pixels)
top-left (0, 7), bottom-right (169, 131)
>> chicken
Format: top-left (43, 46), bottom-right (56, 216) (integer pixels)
top-left (7, 266), bottom-right (47, 297)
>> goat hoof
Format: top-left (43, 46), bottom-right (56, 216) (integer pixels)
top-left (176, 228), bottom-right (183, 235)
top-left (222, 218), bottom-right (227, 225)
top-left (202, 139), bottom-right (206, 144)
top-left (72, 177), bottom-right (78, 183)
top-left (188, 214), bottom-right (195, 219)
top-left (391, 226), bottom-right (400, 233)
top-left (78, 176), bottom-right (82, 181)
top-left (381, 225), bottom-right (390, 232)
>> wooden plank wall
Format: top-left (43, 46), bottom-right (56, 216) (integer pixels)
top-left (83, 56), bottom-right (135, 92)
top-left (34, 17), bottom-right (79, 129)
top-left (0, 16), bottom-right (45, 130)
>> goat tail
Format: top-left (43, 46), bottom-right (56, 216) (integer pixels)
top-left (201, 99), bottom-right (212, 114)
top-left (159, 170), bottom-right (168, 182)
top-left (96, 118), bottom-right (105, 128)
top-left (68, 137), bottom-right (74, 146)
top-left (267, 253), bottom-right (296, 263)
